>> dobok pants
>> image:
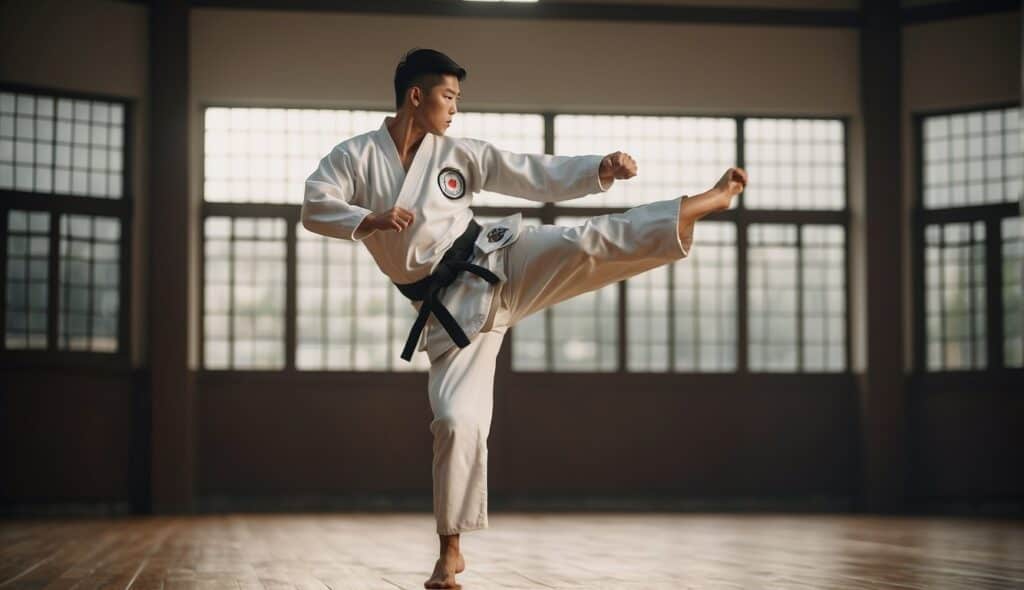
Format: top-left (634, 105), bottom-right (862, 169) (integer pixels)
top-left (427, 195), bottom-right (692, 534)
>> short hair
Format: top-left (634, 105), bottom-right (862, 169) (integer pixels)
top-left (394, 48), bottom-right (467, 110)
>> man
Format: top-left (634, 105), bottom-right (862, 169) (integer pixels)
top-left (301, 48), bottom-right (748, 589)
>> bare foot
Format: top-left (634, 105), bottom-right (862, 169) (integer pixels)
top-left (677, 167), bottom-right (748, 244)
top-left (424, 548), bottom-right (465, 588)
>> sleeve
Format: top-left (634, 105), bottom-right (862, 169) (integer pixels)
top-left (301, 147), bottom-right (376, 241)
top-left (467, 139), bottom-right (614, 203)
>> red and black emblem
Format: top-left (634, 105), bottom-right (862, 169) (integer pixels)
top-left (437, 167), bottom-right (466, 200)
top-left (487, 227), bottom-right (509, 243)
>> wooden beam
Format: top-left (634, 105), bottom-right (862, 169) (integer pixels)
top-left (859, 0), bottom-right (906, 513)
top-left (148, 0), bottom-right (196, 514)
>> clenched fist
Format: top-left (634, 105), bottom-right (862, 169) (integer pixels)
top-left (599, 151), bottom-right (637, 186)
top-left (362, 206), bottom-right (415, 233)
top-left (713, 167), bottom-right (748, 197)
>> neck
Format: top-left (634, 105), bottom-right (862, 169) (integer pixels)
top-left (386, 111), bottom-right (428, 160)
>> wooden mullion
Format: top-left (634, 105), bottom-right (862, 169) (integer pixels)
top-left (985, 217), bottom-right (1003, 369)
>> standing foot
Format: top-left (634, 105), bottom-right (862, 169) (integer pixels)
top-left (424, 546), bottom-right (465, 588)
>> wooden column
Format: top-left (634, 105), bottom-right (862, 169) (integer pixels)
top-left (148, 0), bottom-right (195, 513)
top-left (859, 0), bottom-right (906, 512)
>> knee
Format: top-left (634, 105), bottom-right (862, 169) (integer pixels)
top-left (430, 413), bottom-right (485, 440)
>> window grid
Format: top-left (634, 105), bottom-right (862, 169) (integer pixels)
top-left (1001, 217), bottom-right (1022, 368)
top-left (204, 108), bottom-right (389, 204)
top-left (203, 216), bottom-right (286, 369)
top-left (743, 118), bottom-right (845, 210)
top-left (923, 107), bottom-right (1021, 209)
top-left (801, 225), bottom-right (846, 371)
top-left (295, 222), bottom-right (431, 371)
top-left (916, 105), bottom-right (1021, 374)
top-left (5, 210), bottom-right (50, 349)
top-left (748, 224), bottom-right (800, 371)
top-left (627, 264), bottom-right (671, 372)
top-left (554, 115), bottom-right (737, 208)
top-left (671, 221), bottom-right (738, 372)
top-left (924, 222), bottom-right (987, 370)
top-left (58, 214), bottom-right (120, 352)
top-left (0, 91), bottom-right (125, 198)
top-left (1, 85), bottom-right (133, 367)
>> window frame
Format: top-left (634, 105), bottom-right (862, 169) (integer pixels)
top-left (199, 104), bottom-right (852, 375)
top-left (0, 82), bottom-right (134, 371)
top-left (912, 101), bottom-right (1023, 375)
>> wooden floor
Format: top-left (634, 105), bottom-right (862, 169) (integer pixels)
top-left (1, 513), bottom-right (1022, 589)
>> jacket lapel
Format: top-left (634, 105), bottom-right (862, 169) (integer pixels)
top-left (377, 119), bottom-right (435, 210)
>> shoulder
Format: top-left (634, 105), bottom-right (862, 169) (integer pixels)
top-left (436, 135), bottom-right (494, 167)
top-left (437, 133), bottom-right (493, 151)
top-left (325, 128), bottom-right (381, 165)
top-left (338, 128), bottom-right (378, 152)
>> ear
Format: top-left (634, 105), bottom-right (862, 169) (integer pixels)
top-left (409, 86), bottom-right (422, 107)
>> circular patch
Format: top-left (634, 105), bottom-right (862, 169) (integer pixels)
top-left (437, 167), bottom-right (466, 200)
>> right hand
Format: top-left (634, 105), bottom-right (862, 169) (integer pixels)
top-left (362, 207), bottom-right (415, 233)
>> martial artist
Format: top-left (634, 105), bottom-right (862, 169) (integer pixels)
top-left (301, 48), bottom-right (749, 589)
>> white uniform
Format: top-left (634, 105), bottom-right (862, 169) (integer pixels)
top-left (303, 116), bottom-right (693, 534)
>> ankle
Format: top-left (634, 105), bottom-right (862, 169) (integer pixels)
top-left (440, 543), bottom-right (461, 556)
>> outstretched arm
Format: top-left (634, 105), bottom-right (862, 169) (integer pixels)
top-left (468, 140), bottom-right (635, 203)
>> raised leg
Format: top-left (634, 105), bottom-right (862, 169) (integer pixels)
top-left (496, 168), bottom-right (747, 328)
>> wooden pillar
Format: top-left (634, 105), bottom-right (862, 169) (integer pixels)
top-left (148, 0), bottom-right (195, 513)
top-left (859, 0), bottom-right (906, 512)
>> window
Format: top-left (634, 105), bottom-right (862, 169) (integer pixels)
top-left (747, 223), bottom-right (846, 372)
top-left (59, 214), bottom-right (121, 352)
top-left (671, 222), bottom-right (738, 372)
top-left (204, 108), bottom-right (385, 204)
top-left (507, 114), bottom-right (847, 374)
top-left (201, 107), bottom-right (409, 370)
top-left (627, 221), bottom-right (738, 372)
top-left (743, 119), bottom-right (844, 210)
top-left (743, 117), bottom-right (848, 373)
top-left (916, 105), bottom-right (1022, 371)
top-left (295, 223), bottom-right (429, 372)
top-left (5, 211), bottom-right (49, 349)
top-left (554, 115), bottom-right (737, 208)
top-left (201, 107), bottom-right (850, 375)
top-left (203, 217), bottom-right (286, 370)
top-left (1, 86), bottom-right (131, 361)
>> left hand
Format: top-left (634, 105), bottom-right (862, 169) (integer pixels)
top-left (599, 151), bottom-right (637, 185)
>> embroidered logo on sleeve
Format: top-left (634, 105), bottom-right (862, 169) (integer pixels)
top-left (437, 167), bottom-right (466, 200)
top-left (487, 227), bottom-right (509, 243)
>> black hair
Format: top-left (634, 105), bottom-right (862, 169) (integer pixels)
top-left (394, 48), bottom-right (467, 110)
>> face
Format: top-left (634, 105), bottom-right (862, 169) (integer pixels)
top-left (410, 74), bottom-right (461, 135)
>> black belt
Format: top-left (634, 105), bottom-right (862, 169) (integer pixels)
top-left (394, 219), bottom-right (501, 361)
